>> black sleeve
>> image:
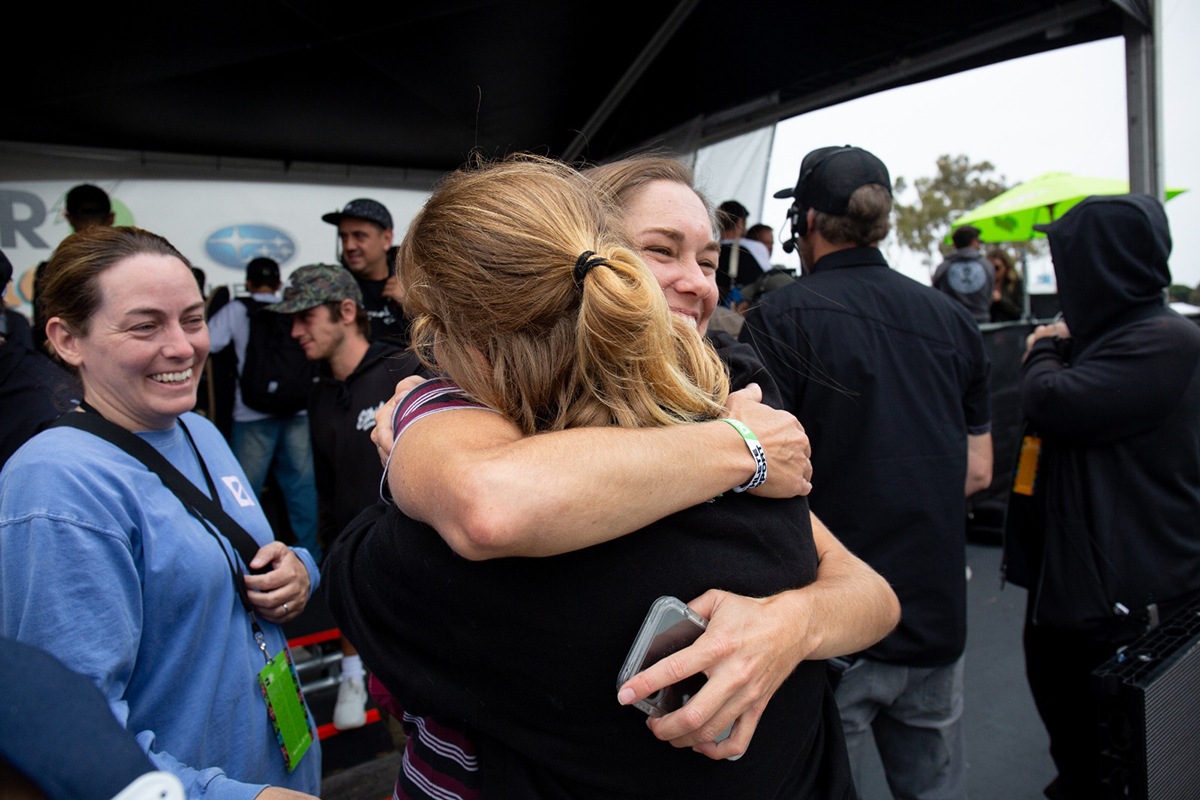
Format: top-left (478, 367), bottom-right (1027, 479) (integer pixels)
top-left (1021, 317), bottom-right (1200, 445)
top-left (738, 304), bottom-right (810, 413)
top-left (706, 329), bottom-right (783, 408)
top-left (961, 324), bottom-right (992, 435)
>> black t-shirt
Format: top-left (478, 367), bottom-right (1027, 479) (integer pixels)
top-left (329, 492), bottom-right (852, 799)
top-left (741, 247), bottom-right (991, 666)
top-left (325, 338), bottom-right (855, 798)
top-left (356, 276), bottom-right (411, 347)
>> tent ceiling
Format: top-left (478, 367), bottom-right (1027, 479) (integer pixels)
top-left (5, 1), bottom-right (1128, 172)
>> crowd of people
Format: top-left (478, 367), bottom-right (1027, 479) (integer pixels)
top-left (1, 144), bottom-right (1198, 800)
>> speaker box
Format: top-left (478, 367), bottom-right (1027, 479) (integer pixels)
top-left (1092, 598), bottom-right (1200, 799)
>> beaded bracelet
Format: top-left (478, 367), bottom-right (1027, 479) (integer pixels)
top-left (722, 418), bottom-right (768, 492)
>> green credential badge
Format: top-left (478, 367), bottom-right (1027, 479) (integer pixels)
top-left (257, 649), bottom-right (313, 772)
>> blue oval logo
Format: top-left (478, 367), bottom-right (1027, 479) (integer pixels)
top-left (205, 224), bottom-right (297, 270)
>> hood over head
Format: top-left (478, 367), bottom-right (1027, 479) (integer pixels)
top-left (1035, 194), bottom-right (1171, 344)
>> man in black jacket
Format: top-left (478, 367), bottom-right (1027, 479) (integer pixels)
top-left (1008, 194), bottom-right (1200, 800)
top-left (741, 145), bottom-right (993, 800)
top-left (277, 263), bottom-right (422, 730)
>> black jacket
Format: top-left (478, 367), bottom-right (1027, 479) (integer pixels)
top-left (1005, 195), bottom-right (1200, 637)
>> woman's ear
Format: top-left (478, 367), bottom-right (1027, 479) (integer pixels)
top-left (45, 317), bottom-right (83, 367)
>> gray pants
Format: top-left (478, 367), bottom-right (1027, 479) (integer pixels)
top-left (835, 656), bottom-right (966, 800)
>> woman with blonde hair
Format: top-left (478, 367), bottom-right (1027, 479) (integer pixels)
top-left (327, 156), bottom-right (891, 798)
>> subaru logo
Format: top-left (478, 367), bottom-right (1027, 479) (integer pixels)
top-left (205, 224), bottom-right (296, 269)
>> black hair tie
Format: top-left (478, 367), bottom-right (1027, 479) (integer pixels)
top-left (574, 250), bottom-right (609, 287)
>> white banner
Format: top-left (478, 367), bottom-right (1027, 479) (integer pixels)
top-left (1, 179), bottom-right (430, 314)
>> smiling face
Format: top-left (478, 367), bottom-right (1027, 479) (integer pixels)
top-left (290, 302), bottom-right (348, 363)
top-left (57, 254), bottom-right (209, 431)
top-left (620, 180), bottom-right (719, 334)
top-left (338, 218), bottom-right (393, 280)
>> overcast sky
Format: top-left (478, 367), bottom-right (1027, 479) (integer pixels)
top-left (759, 0), bottom-right (1199, 290)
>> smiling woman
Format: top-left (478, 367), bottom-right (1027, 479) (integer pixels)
top-left (47, 252), bottom-right (209, 431)
top-left (0, 226), bottom-right (322, 800)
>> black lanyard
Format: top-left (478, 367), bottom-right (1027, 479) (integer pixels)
top-left (56, 403), bottom-right (273, 660)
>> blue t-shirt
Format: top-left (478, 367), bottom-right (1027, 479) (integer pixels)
top-left (0, 412), bottom-right (321, 799)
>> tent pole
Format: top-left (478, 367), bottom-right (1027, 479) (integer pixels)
top-left (1123, 0), bottom-right (1165, 201)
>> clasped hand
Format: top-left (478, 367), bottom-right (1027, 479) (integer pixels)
top-left (724, 383), bottom-right (813, 497)
top-left (243, 541), bottom-right (310, 623)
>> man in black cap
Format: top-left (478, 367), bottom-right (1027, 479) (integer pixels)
top-left (31, 184), bottom-right (117, 354)
top-left (932, 224), bottom-right (994, 323)
top-left (741, 145), bottom-right (993, 799)
top-left (322, 199), bottom-right (409, 345)
top-left (1006, 195), bottom-right (1200, 800)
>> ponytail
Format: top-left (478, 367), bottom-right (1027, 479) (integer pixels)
top-left (399, 155), bottom-right (728, 435)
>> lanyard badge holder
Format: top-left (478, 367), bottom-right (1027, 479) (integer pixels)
top-left (254, 619), bottom-right (312, 771)
top-left (52, 405), bottom-right (314, 771)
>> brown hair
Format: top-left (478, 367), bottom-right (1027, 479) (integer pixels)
top-left (585, 155), bottom-right (716, 234)
top-left (41, 226), bottom-right (191, 344)
top-left (986, 248), bottom-right (1018, 288)
top-left (399, 155), bottom-right (728, 435)
top-left (323, 300), bottom-right (371, 340)
top-left (812, 184), bottom-right (892, 246)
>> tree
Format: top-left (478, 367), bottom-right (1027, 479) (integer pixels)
top-left (1169, 284), bottom-right (1193, 303)
top-left (893, 154), bottom-right (1011, 268)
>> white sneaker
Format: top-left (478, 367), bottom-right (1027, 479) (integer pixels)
top-left (333, 676), bottom-right (368, 730)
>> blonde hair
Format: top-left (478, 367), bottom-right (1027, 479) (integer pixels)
top-left (399, 155), bottom-right (728, 434)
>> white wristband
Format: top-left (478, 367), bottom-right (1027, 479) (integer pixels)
top-left (722, 418), bottom-right (767, 492)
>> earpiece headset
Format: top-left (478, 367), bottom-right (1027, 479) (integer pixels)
top-left (780, 145), bottom-right (856, 254)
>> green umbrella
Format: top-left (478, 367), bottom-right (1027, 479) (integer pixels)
top-left (949, 171), bottom-right (1186, 242)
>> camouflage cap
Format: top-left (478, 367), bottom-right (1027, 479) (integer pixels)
top-left (274, 264), bottom-right (364, 313)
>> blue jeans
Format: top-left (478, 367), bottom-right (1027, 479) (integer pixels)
top-left (231, 415), bottom-right (320, 562)
top-left (835, 656), bottom-right (966, 800)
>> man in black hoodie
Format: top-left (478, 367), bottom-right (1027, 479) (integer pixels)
top-left (277, 263), bottom-right (423, 730)
top-left (1008, 194), bottom-right (1200, 800)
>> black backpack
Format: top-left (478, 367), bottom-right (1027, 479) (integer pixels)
top-left (237, 298), bottom-right (314, 415)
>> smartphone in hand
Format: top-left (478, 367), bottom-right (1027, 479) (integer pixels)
top-left (617, 596), bottom-right (731, 742)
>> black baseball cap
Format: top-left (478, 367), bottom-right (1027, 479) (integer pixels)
top-left (65, 184), bottom-right (111, 217)
top-left (718, 200), bottom-right (750, 222)
top-left (774, 146), bottom-right (892, 214)
top-left (246, 257), bottom-right (281, 287)
top-left (322, 198), bottom-right (393, 230)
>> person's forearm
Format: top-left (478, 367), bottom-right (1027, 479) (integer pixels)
top-left (965, 432), bottom-right (993, 496)
top-left (394, 418), bottom-right (759, 560)
top-left (775, 515), bottom-right (900, 662)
